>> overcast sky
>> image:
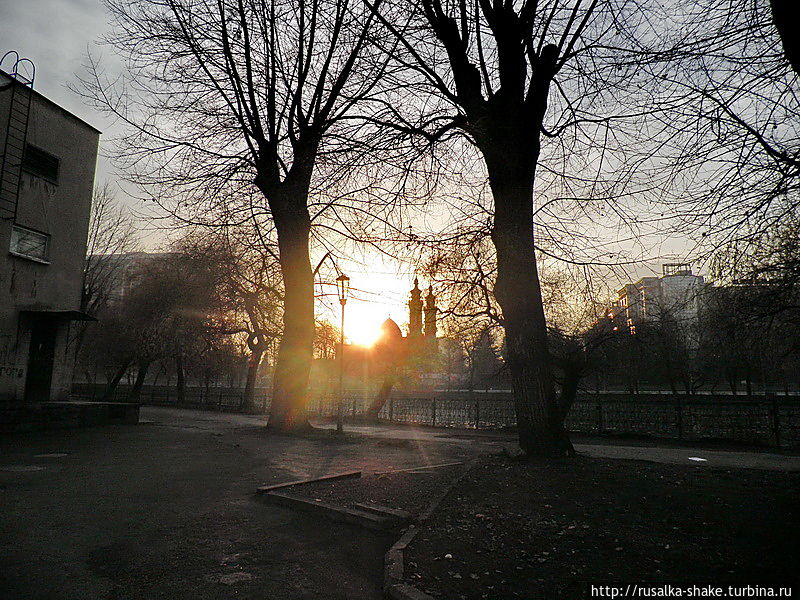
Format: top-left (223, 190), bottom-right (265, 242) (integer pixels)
top-left (1, 0), bottom-right (113, 132)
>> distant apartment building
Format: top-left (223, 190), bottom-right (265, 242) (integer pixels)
top-left (0, 57), bottom-right (100, 405)
top-left (617, 264), bottom-right (704, 331)
top-left (86, 251), bottom-right (176, 308)
top-left (601, 264), bottom-right (705, 349)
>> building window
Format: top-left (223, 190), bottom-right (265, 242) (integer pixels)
top-left (22, 144), bottom-right (59, 183)
top-left (10, 225), bottom-right (50, 263)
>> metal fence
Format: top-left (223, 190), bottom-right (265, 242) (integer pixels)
top-left (72, 384), bottom-right (800, 448)
top-left (72, 383), bottom-right (254, 412)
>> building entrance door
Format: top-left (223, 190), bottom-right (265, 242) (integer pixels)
top-left (24, 318), bottom-right (57, 403)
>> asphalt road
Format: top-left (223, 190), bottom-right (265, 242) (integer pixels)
top-left (0, 407), bottom-right (476, 600)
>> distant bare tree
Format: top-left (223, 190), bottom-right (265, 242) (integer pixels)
top-left (82, 183), bottom-right (139, 315)
top-left (178, 231), bottom-right (283, 412)
top-left (314, 320), bottom-right (340, 361)
top-left (74, 184), bottom-right (139, 384)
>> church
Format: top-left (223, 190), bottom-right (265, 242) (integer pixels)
top-left (378, 277), bottom-right (438, 356)
top-left (338, 279), bottom-right (440, 380)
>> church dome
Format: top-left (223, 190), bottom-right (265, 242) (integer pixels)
top-left (380, 318), bottom-right (403, 340)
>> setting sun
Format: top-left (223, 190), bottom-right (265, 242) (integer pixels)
top-left (347, 317), bottom-right (385, 347)
top-left (344, 299), bottom-right (395, 347)
top-left (326, 265), bottom-right (413, 348)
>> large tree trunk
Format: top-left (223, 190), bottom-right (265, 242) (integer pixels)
top-left (770, 0), bottom-right (800, 77)
top-left (267, 197), bottom-right (315, 430)
top-left (367, 373), bottom-right (395, 420)
top-left (175, 352), bottom-right (186, 405)
top-left (127, 360), bottom-right (151, 402)
top-left (485, 146), bottom-right (570, 456)
top-left (242, 350), bottom-right (263, 413)
top-left (558, 359), bottom-right (584, 422)
top-left (102, 360), bottom-right (131, 401)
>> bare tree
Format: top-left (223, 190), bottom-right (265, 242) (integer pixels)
top-left (424, 224), bottom-right (609, 430)
top-left (366, 0), bottom-right (678, 455)
top-left (73, 184), bottom-right (139, 384)
top-left (314, 319), bottom-right (340, 361)
top-left (178, 231), bottom-right (283, 412)
top-left (83, 183), bottom-right (139, 315)
top-left (652, 0), bottom-right (800, 252)
top-left (79, 0), bottom-right (387, 429)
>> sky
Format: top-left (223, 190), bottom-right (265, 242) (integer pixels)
top-left (0, 0), bottom-right (698, 345)
top-left (0, 0), bottom-right (419, 343)
top-left (0, 0), bottom-right (114, 158)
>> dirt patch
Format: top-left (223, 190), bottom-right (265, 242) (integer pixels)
top-left (404, 455), bottom-right (800, 599)
top-left (290, 464), bottom-right (466, 518)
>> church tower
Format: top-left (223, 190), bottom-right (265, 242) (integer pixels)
top-left (424, 287), bottom-right (438, 339)
top-left (408, 278), bottom-right (423, 337)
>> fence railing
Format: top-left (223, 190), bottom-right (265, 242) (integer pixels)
top-left (71, 384), bottom-right (800, 448)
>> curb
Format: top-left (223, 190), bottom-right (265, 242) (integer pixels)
top-left (261, 491), bottom-right (397, 531)
top-left (383, 457), bottom-right (481, 600)
top-left (256, 470), bottom-right (409, 532)
top-left (256, 470), bottom-right (361, 493)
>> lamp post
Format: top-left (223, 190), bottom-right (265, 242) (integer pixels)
top-left (335, 273), bottom-right (350, 433)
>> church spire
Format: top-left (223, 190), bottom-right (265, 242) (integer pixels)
top-left (424, 287), bottom-right (438, 338)
top-left (408, 278), bottom-right (423, 337)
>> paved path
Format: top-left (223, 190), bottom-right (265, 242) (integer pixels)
top-left (575, 443), bottom-right (800, 471)
top-left (3, 407), bottom-right (797, 600)
top-left (312, 418), bottom-right (800, 472)
top-left (0, 407), bottom-right (476, 600)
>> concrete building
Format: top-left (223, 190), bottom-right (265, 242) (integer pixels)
top-left (0, 57), bottom-right (100, 406)
top-left (86, 251), bottom-right (176, 308)
top-left (612, 263), bottom-right (705, 345)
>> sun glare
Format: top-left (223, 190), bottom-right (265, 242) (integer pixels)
top-left (345, 300), bottom-right (392, 347)
top-left (321, 263), bottom-right (412, 348)
top-left (347, 317), bottom-right (385, 347)
top-left (342, 288), bottom-right (405, 347)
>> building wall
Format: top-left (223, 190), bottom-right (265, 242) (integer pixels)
top-left (0, 74), bottom-right (99, 403)
top-left (612, 266), bottom-right (705, 350)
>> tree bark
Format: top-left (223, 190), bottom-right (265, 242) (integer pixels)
top-left (242, 350), bottom-right (263, 413)
top-left (175, 352), bottom-right (186, 405)
top-left (770, 0), bottom-right (800, 77)
top-left (558, 360), bottom-right (584, 422)
top-left (127, 360), bottom-right (151, 402)
top-left (725, 366), bottom-right (738, 394)
top-left (485, 147), bottom-right (570, 456)
top-left (367, 372), bottom-right (395, 420)
top-left (267, 194), bottom-right (315, 430)
top-left (102, 360), bottom-right (131, 401)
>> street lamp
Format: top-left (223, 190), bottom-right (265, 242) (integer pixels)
top-left (335, 273), bottom-right (350, 433)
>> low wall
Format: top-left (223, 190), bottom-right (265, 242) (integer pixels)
top-left (1, 401), bottom-right (139, 433)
